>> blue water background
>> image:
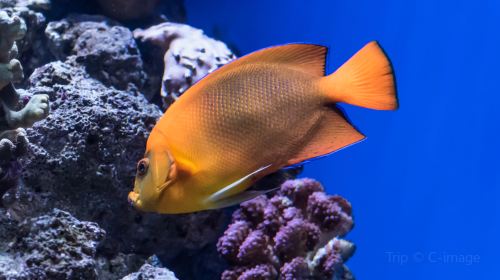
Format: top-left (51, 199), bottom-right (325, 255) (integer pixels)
top-left (185, 0), bottom-right (499, 279)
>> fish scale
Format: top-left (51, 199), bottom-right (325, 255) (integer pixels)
top-left (190, 65), bottom-right (319, 178)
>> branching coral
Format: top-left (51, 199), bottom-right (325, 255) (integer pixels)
top-left (0, 0), bottom-right (52, 77)
top-left (0, 9), bottom-right (48, 195)
top-left (217, 178), bottom-right (356, 280)
top-left (134, 22), bottom-right (236, 106)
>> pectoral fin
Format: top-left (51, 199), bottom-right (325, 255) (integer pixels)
top-left (206, 165), bottom-right (273, 208)
top-left (207, 189), bottom-right (278, 210)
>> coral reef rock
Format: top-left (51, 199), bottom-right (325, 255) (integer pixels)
top-left (121, 264), bottom-right (178, 280)
top-left (96, 253), bottom-right (145, 280)
top-left (134, 22), bottom-right (236, 105)
top-left (14, 59), bottom-right (159, 228)
top-left (121, 257), bottom-right (179, 280)
top-left (0, 208), bottom-right (18, 250)
top-left (0, 0), bottom-right (53, 77)
top-left (0, 208), bottom-right (105, 279)
top-left (0, 0), bottom-right (50, 11)
top-left (0, 9), bottom-right (49, 198)
top-left (45, 14), bottom-right (146, 90)
top-left (1, 23), bottom-right (227, 277)
top-left (217, 178), bottom-right (356, 280)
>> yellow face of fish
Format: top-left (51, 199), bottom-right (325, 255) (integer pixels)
top-left (128, 144), bottom-right (177, 212)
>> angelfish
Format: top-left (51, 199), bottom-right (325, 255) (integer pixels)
top-left (129, 41), bottom-right (397, 214)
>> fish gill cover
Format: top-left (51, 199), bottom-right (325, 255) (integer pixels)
top-left (0, 0), bottom-right (359, 279)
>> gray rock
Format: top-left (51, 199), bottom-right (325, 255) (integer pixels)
top-left (96, 253), bottom-right (145, 280)
top-left (1, 208), bottom-right (105, 280)
top-left (20, 60), bottom-right (158, 207)
top-left (1, 10), bottom-right (230, 280)
top-left (2, 58), bottom-right (227, 277)
top-left (0, 253), bottom-right (30, 279)
top-left (0, 208), bottom-right (18, 250)
top-left (121, 263), bottom-right (178, 280)
top-left (45, 14), bottom-right (146, 91)
top-left (0, 0), bottom-right (50, 11)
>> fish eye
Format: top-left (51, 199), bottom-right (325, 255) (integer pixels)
top-left (137, 158), bottom-right (149, 177)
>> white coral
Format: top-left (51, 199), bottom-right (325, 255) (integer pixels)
top-left (134, 22), bottom-right (236, 106)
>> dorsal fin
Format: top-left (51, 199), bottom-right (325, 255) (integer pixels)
top-left (230, 44), bottom-right (328, 77)
top-left (215, 44), bottom-right (327, 78)
top-left (231, 44), bottom-right (328, 76)
top-left (286, 106), bottom-right (365, 167)
top-left (179, 44), bottom-right (327, 103)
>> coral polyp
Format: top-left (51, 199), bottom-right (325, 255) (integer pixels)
top-left (218, 178), bottom-right (356, 279)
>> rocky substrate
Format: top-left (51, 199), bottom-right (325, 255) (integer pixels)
top-left (0, 5), bottom-right (230, 279)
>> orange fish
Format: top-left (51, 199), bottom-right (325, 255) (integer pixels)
top-left (129, 41), bottom-right (397, 214)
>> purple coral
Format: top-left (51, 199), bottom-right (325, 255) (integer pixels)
top-left (240, 195), bottom-right (268, 225)
top-left (237, 230), bottom-right (272, 264)
top-left (217, 221), bottom-right (251, 262)
top-left (307, 192), bottom-right (354, 235)
top-left (274, 218), bottom-right (320, 260)
top-left (221, 264), bottom-right (277, 280)
top-left (239, 264), bottom-right (277, 280)
top-left (312, 238), bottom-right (356, 280)
top-left (280, 178), bottom-right (324, 209)
top-left (217, 178), bottom-right (356, 279)
top-left (280, 257), bottom-right (309, 280)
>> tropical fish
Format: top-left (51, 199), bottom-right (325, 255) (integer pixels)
top-left (129, 41), bottom-right (397, 214)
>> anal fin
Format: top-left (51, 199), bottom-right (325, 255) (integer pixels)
top-left (286, 106), bottom-right (365, 167)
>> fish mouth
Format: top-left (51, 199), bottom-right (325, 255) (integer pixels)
top-left (128, 191), bottom-right (142, 208)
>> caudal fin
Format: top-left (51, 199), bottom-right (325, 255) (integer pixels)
top-left (321, 41), bottom-right (398, 110)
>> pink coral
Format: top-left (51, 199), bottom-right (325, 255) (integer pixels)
top-left (217, 178), bottom-right (356, 279)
